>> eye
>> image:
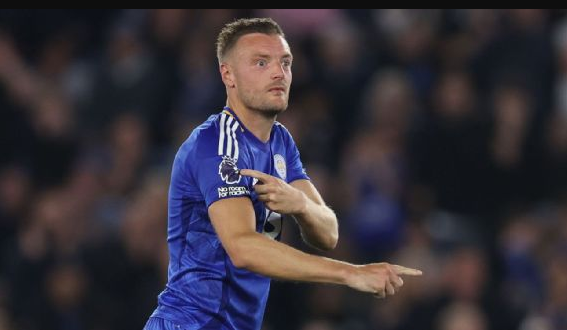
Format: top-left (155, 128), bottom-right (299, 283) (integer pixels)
top-left (256, 59), bottom-right (267, 67)
top-left (282, 59), bottom-right (292, 68)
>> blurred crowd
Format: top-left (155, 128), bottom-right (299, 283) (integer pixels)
top-left (1, 9), bottom-right (567, 330)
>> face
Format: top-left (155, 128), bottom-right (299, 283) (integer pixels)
top-left (223, 33), bottom-right (292, 116)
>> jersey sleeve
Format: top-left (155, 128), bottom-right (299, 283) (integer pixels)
top-left (187, 116), bottom-right (253, 208)
top-left (282, 126), bottom-right (310, 183)
top-left (192, 154), bottom-right (253, 208)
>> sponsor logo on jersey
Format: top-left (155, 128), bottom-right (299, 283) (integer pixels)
top-left (218, 186), bottom-right (249, 198)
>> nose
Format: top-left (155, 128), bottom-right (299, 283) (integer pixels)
top-left (271, 63), bottom-right (286, 81)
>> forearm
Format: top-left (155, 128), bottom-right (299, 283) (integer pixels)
top-left (209, 193), bottom-right (421, 299)
top-left (293, 196), bottom-right (338, 250)
top-left (232, 231), bottom-right (350, 284)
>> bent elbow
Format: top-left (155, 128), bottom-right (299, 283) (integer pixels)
top-left (319, 231), bottom-right (339, 251)
top-left (323, 215), bottom-right (339, 251)
top-left (326, 232), bottom-right (339, 250)
top-left (225, 240), bottom-right (251, 269)
top-left (229, 254), bottom-right (248, 269)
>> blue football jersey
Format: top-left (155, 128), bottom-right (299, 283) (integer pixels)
top-left (150, 107), bottom-right (309, 329)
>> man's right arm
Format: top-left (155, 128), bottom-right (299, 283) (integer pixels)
top-left (208, 197), bottom-right (421, 298)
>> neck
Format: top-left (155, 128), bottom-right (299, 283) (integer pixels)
top-left (226, 99), bottom-right (276, 143)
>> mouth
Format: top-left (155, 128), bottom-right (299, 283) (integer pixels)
top-left (268, 87), bottom-right (286, 93)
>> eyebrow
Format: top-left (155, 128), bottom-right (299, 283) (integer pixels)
top-left (252, 53), bottom-right (293, 60)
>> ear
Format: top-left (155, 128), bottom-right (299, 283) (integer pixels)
top-left (220, 63), bottom-right (235, 89)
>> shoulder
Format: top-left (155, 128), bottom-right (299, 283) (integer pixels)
top-left (179, 114), bottom-right (219, 158)
top-left (181, 112), bottom-right (244, 160)
top-left (273, 120), bottom-right (287, 132)
top-left (273, 121), bottom-right (297, 147)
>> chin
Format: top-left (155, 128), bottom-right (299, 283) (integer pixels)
top-left (268, 104), bottom-right (288, 114)
top-left (252, 106), bottom-right (286, 118)
top-left (257, 101), bottom-right (288, 113)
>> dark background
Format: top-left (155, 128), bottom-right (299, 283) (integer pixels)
top-left (1, 9), bottom-right (566, 330)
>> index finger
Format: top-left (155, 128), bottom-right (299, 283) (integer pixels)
top-left (392, 265), bottom-right (422, 276)
top-left (239, 169), bottom-right (273, 183)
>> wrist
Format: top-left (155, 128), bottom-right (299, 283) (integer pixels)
top-left (339, 263), bottom-right (359, 286)
top-left (293, 190), bottom-right (309, 216)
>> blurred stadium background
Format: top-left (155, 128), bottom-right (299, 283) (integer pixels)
top-left (1, 9), bottom-right (567, 330)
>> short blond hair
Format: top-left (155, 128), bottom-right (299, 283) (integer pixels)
top-left (216, 18), bottom-right (284, 62)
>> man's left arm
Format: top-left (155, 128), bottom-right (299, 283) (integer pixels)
top-left (240, 169), bottom-right (338, 250)
top-left (290, 179), bottom-right (339, 251)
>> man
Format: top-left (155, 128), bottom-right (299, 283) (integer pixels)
top-left (144, 17), bottom-right (421, 330)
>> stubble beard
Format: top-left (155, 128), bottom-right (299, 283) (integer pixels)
top-left (240, 90), bottom-right (288, 119)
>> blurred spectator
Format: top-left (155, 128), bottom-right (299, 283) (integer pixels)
top-left (299, 319), bottom-right (338, 330)
top-left (84, 22), bottom-right (178, 146)
top-left (489, 83), bottom-right (540, 210)
top-left (436, 301), bottom-right (488, 330)
top-left (0, 165), bottom-right (30, 252)
top-left (409, 70), bottom-right (495, 247)
top-left (176, 30), bottom-right (224, 124)
top-left (340, 69), bottom-right (416, 259)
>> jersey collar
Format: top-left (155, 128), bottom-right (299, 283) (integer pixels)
top-left (222, 106), bottom-right (274, 149)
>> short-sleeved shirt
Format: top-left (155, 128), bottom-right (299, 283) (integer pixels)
top-left (150, 107), bottom-right (309, 330)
